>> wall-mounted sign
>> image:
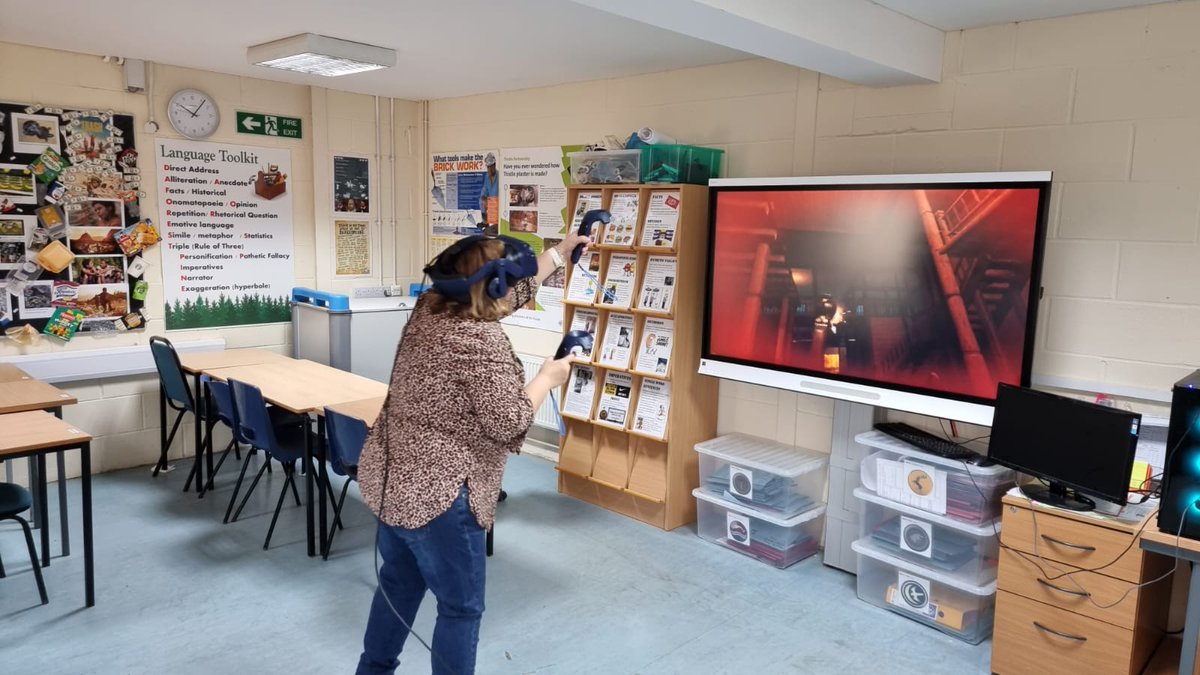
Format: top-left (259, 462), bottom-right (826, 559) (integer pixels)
top-left (236, 112), bottom-right (302, 139)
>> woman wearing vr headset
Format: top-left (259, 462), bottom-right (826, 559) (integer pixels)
top-left (356, 231), bottom-right (591, 675)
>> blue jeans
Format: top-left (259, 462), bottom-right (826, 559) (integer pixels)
top-left (357, 485), bottom-right (487, 675)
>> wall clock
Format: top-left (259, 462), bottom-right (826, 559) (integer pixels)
top-left (167, 88), bottom-right (220, 139)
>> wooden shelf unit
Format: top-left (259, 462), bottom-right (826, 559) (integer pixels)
top-left (556, 183), bottom-right (718, 531)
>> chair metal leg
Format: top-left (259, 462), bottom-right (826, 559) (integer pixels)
top-left (486, 526), bottom-right (494, 558)
top-left (231, 460), bottom-right (270, 523)
top-left (154, 409), bottom-right (186, 478)
top-left (204, 440), bottom-right (238, 492)
top-left (323, 481), bottom-right (353, 561)
top-left (288, 461), bottom-right (302, 507)
top-left (15, 515), bottom-right (48, 605)
top-left (223, 448), bottom-right (258, 524)
top-left (264, 468), bottom-right (296, 550)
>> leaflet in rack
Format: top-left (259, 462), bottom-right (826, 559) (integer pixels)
top-left (634, 317), bottom-right (674, 376)
top-left (563, 364), bottom-right (598, 419)
top-left (570, 191), bottom-right (603, 230)
top-left (632, 378), bottom-right (671, 440)
top-left (565, 251), bottom-right (602, 304)
top-left (598, 312), bottom-right (635, 369)
top-left (594, 370), bottom-right (633, 429)
top-left (568, 308), bottom-right (598, 360)
top-left (599, 252), bottom-right (637, 310)
top-left (601, 191), bottom-right (639, 246)
top-left (640, 191), bottom-right (681, 248)
top-left (637, 255), bottom-right (677, 313)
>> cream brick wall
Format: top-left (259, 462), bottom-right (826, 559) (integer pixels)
top-left (0, 42), bottom-right (421, 479)
top-left (427, 0), bottom-right (1200, 446)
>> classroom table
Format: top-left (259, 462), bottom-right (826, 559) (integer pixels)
top-left (1140, 528), bottom-right (1200, 675)
top-left (0, 410), bottom-right (94, 606)
top-left (0, 363), bottom-right (33, 383)
top-left (202, 359), bottom-right (387, 556)
top-left (320, 396), bottom-right (385, 427)
top-left (0, 378), bottom-right (78, 558)
top-left (173, 349), bottom-right (288, 495)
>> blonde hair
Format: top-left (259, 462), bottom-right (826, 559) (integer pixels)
top-left (427, 239), bottom-right (510, 322)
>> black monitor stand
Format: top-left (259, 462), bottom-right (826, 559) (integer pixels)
top-left (1019, 481), bottom-right (1096, 512)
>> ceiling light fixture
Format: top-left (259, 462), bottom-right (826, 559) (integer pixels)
top-left (248, 33), bottom-right (395, 77)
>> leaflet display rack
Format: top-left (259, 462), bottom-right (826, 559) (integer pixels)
top-left (556, 184), bottom-right (718, 530)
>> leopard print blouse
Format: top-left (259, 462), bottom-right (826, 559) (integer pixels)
top-left (356, 278), bottom-right (537, 530)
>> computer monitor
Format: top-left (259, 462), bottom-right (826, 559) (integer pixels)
top-left (988, 383), bottom-right (1142, 510)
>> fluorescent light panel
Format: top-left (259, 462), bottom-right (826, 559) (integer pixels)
top-left (249, 33), bottom-right (395, 77)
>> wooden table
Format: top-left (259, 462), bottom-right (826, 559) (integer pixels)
top-left (1141, 528), bottom-right (1200, 675)
top-left (0, 363), bottom-right (33, 382)
top-left (318, 396), bottom-right (385, 426)
top-left (203, 359), bottom-right (387, 556)
top-left (0, 378), bottom-right (78, 558)
top-left (171, 349), bottom-right (288, 496)
top-left (0, 411), bottom-right (94, 606)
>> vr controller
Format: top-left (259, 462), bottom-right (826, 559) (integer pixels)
top-left (555, 330), bottom-right (594, 360)
top-left (574, 209), bottom-right (610, 264)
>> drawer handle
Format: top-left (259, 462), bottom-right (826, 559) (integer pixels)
top-left (1040, 534), bottom-right (1096, 552)
top-left (1033, 621), bottom-right (1088, 642)
top-left (1036, 578), bottom-right (1091, 598)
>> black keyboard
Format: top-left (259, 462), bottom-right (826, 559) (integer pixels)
top-left (873, 422), bottom-right (981, 463)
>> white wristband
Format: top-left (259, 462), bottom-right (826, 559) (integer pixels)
top-left (548, 246), bottom-right (565, 269)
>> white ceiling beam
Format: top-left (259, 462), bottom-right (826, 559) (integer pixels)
top-left (570, 0), bottom-right (945, 86)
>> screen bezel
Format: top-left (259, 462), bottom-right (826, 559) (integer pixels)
top-left (700, 171), bottom-right (1053, 426)
top-left (987, 383), bottom-right (1141, 505)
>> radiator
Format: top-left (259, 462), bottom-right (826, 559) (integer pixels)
top-left (517, 353), bottom-right (561, 431)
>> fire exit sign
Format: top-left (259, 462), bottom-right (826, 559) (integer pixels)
top-left (236, 112), bottom-right (302, 139)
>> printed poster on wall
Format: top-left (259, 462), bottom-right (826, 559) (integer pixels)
top-left (157, 139), bottom-right (294, 329)
top-left (334, 219), bottom-right (371, 277)
top-left (499, 146), bottom-right (572, 332)
top-left (429, 149), bottom-right (496, 256)
top-left (333, 155), bottom-right (370, 214)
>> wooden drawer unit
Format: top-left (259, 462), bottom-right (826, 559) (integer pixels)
top-left (992, 590), bottom-right (1135, 675)
top-left (1000, 500), bottom-right (1143, 583)
top-left (997, 546), bottom-right (1140, 629)
top-left (991, 496), bottom-right (1172, 675)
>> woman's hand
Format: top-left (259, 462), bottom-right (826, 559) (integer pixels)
top-left (555, 232), bottom-right (593, 264)
top-left (538, 354), bottom-right (572, 388)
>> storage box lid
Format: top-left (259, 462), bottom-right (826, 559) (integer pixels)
top-left (694, 433), bottom-right (828, 476)
top-left (693, 488), bottom-right (826, 527)
top-left (853, 487), bottom-right (1001, 536)
top-left (851, 537), bottom-right (997, 596)
top-left (855, 431), bottom-right (1014, 477)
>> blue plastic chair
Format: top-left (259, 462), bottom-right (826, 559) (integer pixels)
top-left (228, 379), bottom-right (337, 549)
top-left (322, 409), bottom-right (368, 559)
top-left (201, 375), bottom-right (277, 523)
top-left (149, 336), bottom-right (204, 490)
top-left (0, 482), bottom-right (47, 605)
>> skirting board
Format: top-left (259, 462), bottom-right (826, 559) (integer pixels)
top-left (0, 339), bottom-right (227, 383)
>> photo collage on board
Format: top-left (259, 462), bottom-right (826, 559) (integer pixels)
top-left (0, 101), bottom-right (155, 340)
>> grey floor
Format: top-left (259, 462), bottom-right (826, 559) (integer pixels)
top-left (0, 452), bottom-right (992, 674)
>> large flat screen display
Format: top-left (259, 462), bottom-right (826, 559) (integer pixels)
top-left (700, 172), bottom-right (1051, 425)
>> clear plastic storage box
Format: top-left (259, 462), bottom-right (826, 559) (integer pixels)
top-left (857, 431), bottom-right (1015, 525)
top-left (694, 489), bottom-right (825, 569)
top-left (695, 433), bottom-right (828, 519)
top-left (854, 487), bottom-right (1000, 585)
top-left (567, 149), bottom-right (641, 184)
top-left (851, 537), bottom-right (996, 644)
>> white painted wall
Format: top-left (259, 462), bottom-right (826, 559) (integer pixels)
top-left (0, 43), bottom-right (422, 478)
top-left (427, 1), bottom-right (1200, 451)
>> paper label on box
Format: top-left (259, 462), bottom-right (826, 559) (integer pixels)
top-left (899, 516), bottom-right (934, 558)
top-left (876, 457), bottom-right (947, 515)
top-left (729, 465), bottom-right (753, 500)
top-left (726, 511), bottom-right (750, 546)
top-left (892, 572), bottom-right (936, 619)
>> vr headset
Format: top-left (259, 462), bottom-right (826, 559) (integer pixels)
top-left (424, 235), bottom-right (538, 302)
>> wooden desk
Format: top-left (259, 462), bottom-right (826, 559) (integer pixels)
top-left (0, 379), bottom-right (77, 413)
top-left (319, 397), bottom-right (385, 426)
top-left (0, 378), bottom-right (78, 558)
top-left (0, 363), bottom-right (33, 382)
top-left (202, 359), bottom-right (386, 556)
top-left (171, 349), bottom-right (288, 494)
top-left (1141, 529), bottom-right (1200, 675)
top-left (0, 411), bottom-right (94, 607)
